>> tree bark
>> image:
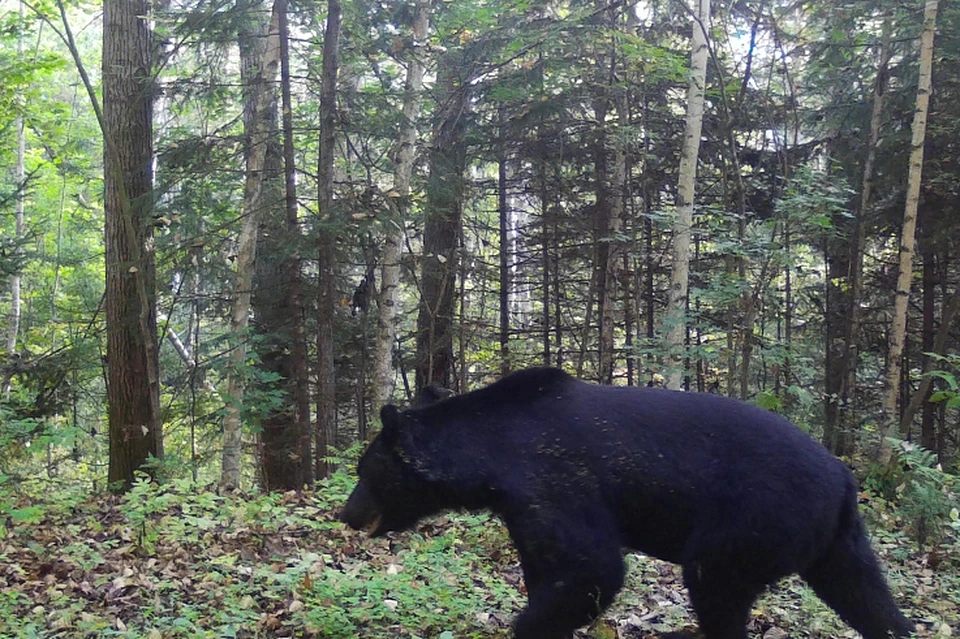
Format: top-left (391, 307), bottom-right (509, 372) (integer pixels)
top-left (316, 0), bottom-right (342, 479)
top-left (103, 0), bottom-right (162, 491)
top-left (623, 191), bottom-right (635, 386)
top-left (499, 111), bottom-right (510, 376)
top-left (540, 158), bottom-right (552, 366)
top-left (221, 1), bottom-right (281, 489)
top-left (823, 236), bottom-right (850, 455)
top-left (731, 16), bottom-right (759, 401)
top-left (917, 240), bottom-right (936, 447)
top-left (899, 288), bottom-right (960, 443)
top-left (600, 98), bottom-right (626, 385)
top-left (279, 0), bottom-right (312, 486)
top-left (587, 94), bottom-right (608, 382)
top-left (880, 0), bottom-right (939, 462)
top-left (373, 0), bottom-right (429, 412)
top-left (665, 0), bottom-right (709, 390)
top-left (253, 0), bottom-right (311, 491)
top-left (0, 2), bottom-right (27, 400)
top-left (644, 191), bottom-right (655, 348)
top-left (3, 3), bottom-right (25, 401)
top-left (554, 174), bottom-right (563, 368)
top-left (828, 24), bottom-right (891, 456)
top-left (252, 139), bottom-right (295, 490)
top-left (415, 48), bottom-right (468, 391)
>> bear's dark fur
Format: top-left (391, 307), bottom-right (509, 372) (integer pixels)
top-left (341, 368), bottom-right (914, 639)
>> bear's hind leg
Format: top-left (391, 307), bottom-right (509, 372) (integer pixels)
top-left (801, 516), bottom-right (914, 639)
top-left (683, 563), bottom-right (761, 639)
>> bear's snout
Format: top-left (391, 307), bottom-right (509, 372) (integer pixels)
top-left (340, 480), bottom-right (382, 533)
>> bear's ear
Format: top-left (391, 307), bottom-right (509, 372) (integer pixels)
top-left (379, 404), bottom-right (401, 445)
top-left (413, 384), bottom-right (455, 408)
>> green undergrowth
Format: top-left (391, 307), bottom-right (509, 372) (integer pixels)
top-left (0, 468), bottom-right (957, 638)
top-left (0, 473), bottom-right (521, 638)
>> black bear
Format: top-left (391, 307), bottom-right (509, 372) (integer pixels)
top-left (341, 367), bottom-right (914, 639)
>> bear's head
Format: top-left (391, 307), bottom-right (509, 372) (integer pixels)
top-left (340, 403), bottom-right (445, 536)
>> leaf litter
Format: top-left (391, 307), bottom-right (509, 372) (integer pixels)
top-left (0, 480), bottom-right (955, 638)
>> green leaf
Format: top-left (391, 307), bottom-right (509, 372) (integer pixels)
top-left (929, 390), bottom-right (953, 403)
top-left (8, 505), bottom-right (45, 524)
top-left (925, 370), bottom-right (959, 391)
top-left (754, 391), bottom-right (783, 412)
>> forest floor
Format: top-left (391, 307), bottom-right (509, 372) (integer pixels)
top-left (0, 473), bottom-right (957, 639)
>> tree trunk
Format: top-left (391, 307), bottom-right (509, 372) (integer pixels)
top-left (587, 0), bottom-right (627, 387)
top-left (540, 159), bottom-right (552, 367)
top-left (601, 138), bottom-right (626, 385)
top-left (730, 17), bottom-right (758, 401)
top-left (3, 2), bottom-right (25, 400)
top-left (221, 1), bottom-right (281, 490)
top-left (644, 193), bottom-right (654, 348)
top-left (254, 0), bottom-right (311, 491)
top-left (623, 209), bottom-right (635, 386)
top-left (599, 84), bottom-right (627, 385)
top-left (823, 236), bottom-right (850, 455)
top-left (621, 8), bottom-right (637, 388)
top-left (880, 0), bottom-right (939, 462)
top-left (782, 218), bottom-right (792, 392)
top-left (316, 0), bottom-right (342, 478)
top-left (936, 250), bottom-right (950, 460)
top-left (694, 238), bottom-right (704, 392)
top-left (665, 0), bottom-right (709, 390)
top-left (415, 48), bottom-right (468, 392)
top-left (900, 287), bottom-right (960, 443)
top-left (252, 137), bottom-right (296, 490)
top-left (588, 95), bottom-right (608, 383)
top-left (917, 239), bottom-right (936, 447)
top-left (554, 176), bottom-right (563, 368)
top-left (499, 112), bottom-right (511, 376)
top-left (279, 1), bottom-right (312, 485)
top-left (373, 0), bottom-right (429, 411)
top-left (831, 24), bottom-right (891, 456)
top-left (103, 0), bottom-right (162, 491)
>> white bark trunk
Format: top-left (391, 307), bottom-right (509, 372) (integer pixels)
top-left (372, 0), bottom-right (430, 411)
top-left (4, 2), bottom-right (26, 400)
top-left (880, 0), bottom-right (939, 462)
top-left (665, 0), bottom-right (710, 390)
top-left (221, 2), bottom-right (282, 489)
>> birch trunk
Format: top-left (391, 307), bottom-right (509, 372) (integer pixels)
top-left (3, 3), bottom-right (25, 400)
top-left (880, 0), bottom-right (939, 462)
top-left (373, 0), bottom-right (430, 411)
top-left (221, 2), bottom-right (281, 489)
top-left (665, 0), bottom-right (710, 390)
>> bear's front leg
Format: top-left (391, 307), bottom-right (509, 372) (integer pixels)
top-left (513, 568), bottom-right (623, 639)
top-left (507, 511), bottom-right (625, 639)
